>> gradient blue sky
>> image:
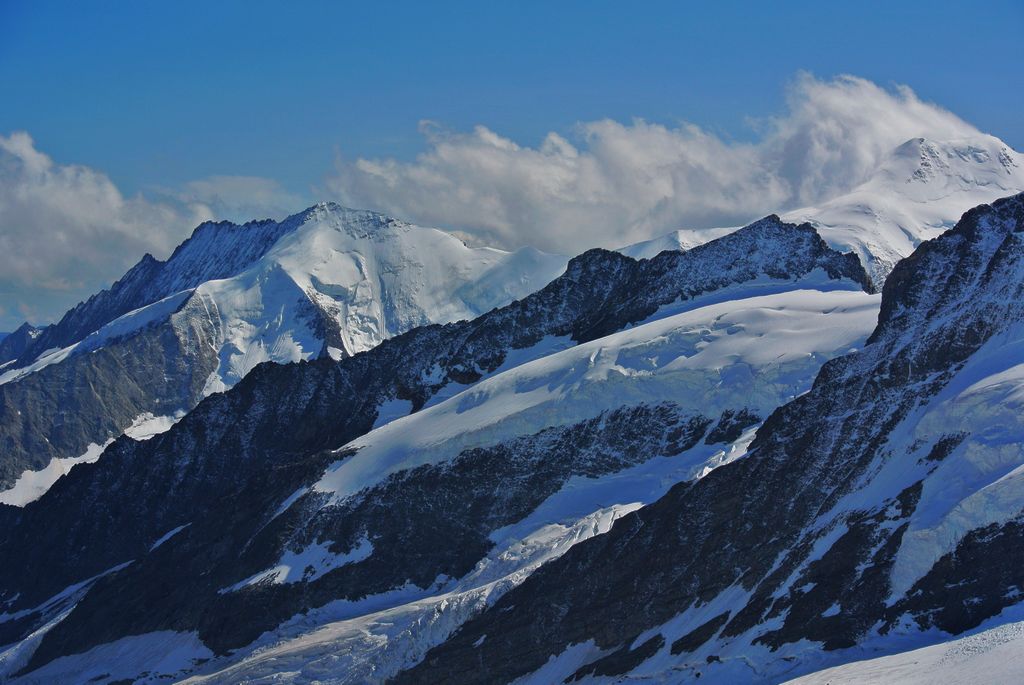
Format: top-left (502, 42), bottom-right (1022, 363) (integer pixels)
top-left (2, 0), bottom-right (1022, 198)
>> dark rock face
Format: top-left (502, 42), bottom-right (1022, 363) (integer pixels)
top-left (671, 611), bottom-right (732, 655)
top-left (703, 408), bottom-right (760, 445)
top-left (0, 214), bottom-right (870, 675)
top-left (0, 212), bottom-right (311, 489)
top-left (0, 300), bottom-right (221, 486)
top-left (0, 278), bottom-right (350, 490)
top-left (568, 634), bottom-right (665, 682)
top-left (0, 323), bottom-right (41, 365)
top-left (397, 194), bottom-right (1024, 684)
top-left (887, 517), bottom-right (1024, 635)
top-left (0, 213), bottom-right (865, 492)
top-left (753, 481), bottom-right (921, 651)
top-left (26, 403), bottom-right (711, 668)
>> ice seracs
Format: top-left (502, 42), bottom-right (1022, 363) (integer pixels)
top-left (393, 193), bottom-right (1024, 685)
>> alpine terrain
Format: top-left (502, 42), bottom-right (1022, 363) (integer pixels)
top-left (0, 132), bottom-right (1022, 685)
top-left (0, 204), bottom-right (566, 500)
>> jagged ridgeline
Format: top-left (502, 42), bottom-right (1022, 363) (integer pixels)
top-left (0, 214), bottom-right (873, 681)
top-left (2, 132), bottom-right (1019, 500)
top-left (400, 193), bottom-right (1024, 683)
top-left (0, 204), bottom-right (566, 491)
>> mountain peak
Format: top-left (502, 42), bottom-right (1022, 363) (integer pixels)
top-left (879, 135), bottom-right (1023, 193)
top-left (784, 134), bottom-right (1024, 285)
top-left (294, 202), bottom-right (408, 239)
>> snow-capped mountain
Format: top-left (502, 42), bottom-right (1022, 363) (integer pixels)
top-left (5, 133), bottom-right (1017, 499)
top-left (618, 226), bottom-right (736, 261)
top-left (0, 203), bottom-right (565, 494)
top-left (167, 285), bottom-right (876, 685)
top-left (623, 135), bottom-right (1024, 286)
top-left (0, 215), bottom-right (873, 683)
top-left (399, 193), bottom-right (1024, 684)
top-left (787, 135), bottom-right (1024, 285)
top-left (3, 174), bottom-right (1024, 684)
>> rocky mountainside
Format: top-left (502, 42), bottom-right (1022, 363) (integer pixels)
top-left (0, 213), bottom-right (305, 369)
top-left (399, 192), bottom-right (1024, 683)
top-left (0, 325), bottom-right (40, 366)
top-left (5, 133), bottom-right (1016, 500)
top-left (0, 204), bottom-right (565, 493)
top-left (0, 216), bottom-right (873, 683)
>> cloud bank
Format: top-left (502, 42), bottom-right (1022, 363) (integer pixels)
top-left (169, 175), bottom-right (308, 225)
top-left (328, 74), bottom-right (982, 253)
top-left (0, 132), bottom-right (208, 327)
top-left (0, 74), bottom-right (991, 329)
top-left (0, 133), bottom-right (303, 329)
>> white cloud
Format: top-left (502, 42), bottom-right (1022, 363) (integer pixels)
top-left (169, 175), bottom-right (308, 223)
top-left (0, 132), bottom-right (208, 327)
top-left (327, 74), bottom-right (983, 253)
top-left (0, 74), bottom-right (991, 330)
top-left (0, 133), bottom-right (311, 330)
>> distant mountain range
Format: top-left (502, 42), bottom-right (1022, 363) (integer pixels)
top-left (0, 206), bottom-right (565, 497)
top-left (0, 134), bottom-right (1023, 685)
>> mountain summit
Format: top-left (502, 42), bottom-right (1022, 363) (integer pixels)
top-left (0, 213), bottom-right (874, 682)
top-left (786, 134), bottom-right (1024, 284)
top-left (625, 135), bottom-right (1024, 286)
top-left (0, 205), bottom-right (565, 495)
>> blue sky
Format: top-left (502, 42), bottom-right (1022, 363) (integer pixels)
top-left (0, 0), bottom-right (1022, 329)
top-left (2, 0), bottom-right (1021, 196)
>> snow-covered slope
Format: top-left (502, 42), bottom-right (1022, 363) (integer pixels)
top-left (184, 287), bottom-right (875, 685)
top-left (176, 204), bottom-right (566, 389)
top-left (6, 281), bottom-right (878, 685)
top-left (311, 286), bottom-right (876, 504)
top-left (0, 214), bottom-right (873, 684)
top-left (397, 193), bottom-right (1024, 685)
top-left (619, 226), bottom-right (736, 260)
top-left (0, 412), bottom-right (182, 507)
top-left (785, 616), bottom-right (1024, 685)
top-left (0, 203), bottom-right (565, 493)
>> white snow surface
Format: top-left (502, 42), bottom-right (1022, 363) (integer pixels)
top-left (161, 204), bottom-right (568, 390)
top-left (0, 441), bottom-right (109, 507)
top-left (314, 287), bottom-right (880, 503)
top-left (6, 631), bottom-right (214, 685)
top-left (786, 135), bottom-right (1024, 284)
top-left (785, 619), bottom-right (1024, 685)
top-left (618, 226), bottom-right (736, 260)
top-left (886, 329), bottom-right (1024, 600)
